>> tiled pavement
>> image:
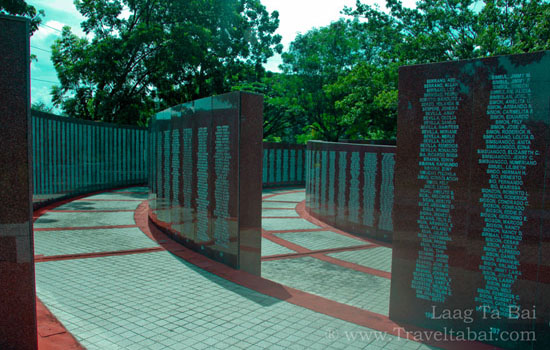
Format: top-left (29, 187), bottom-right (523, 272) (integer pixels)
top-left (261, 238), bottom-right (295, 257)
top-left (34, 227), bottom-right (159, 256)
top-left (326, 248), bottom-right (393, 273)
top-left (33, 187), bottom-right (440, 350)
top-left (272, 231), bottom-right (368, 251)
top-left (261, 257), bottom-right (391, 315)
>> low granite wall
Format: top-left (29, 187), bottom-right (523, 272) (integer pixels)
top-left (305, 140), bottom-right (396, 242)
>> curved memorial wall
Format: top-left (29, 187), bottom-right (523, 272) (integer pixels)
top-left (263, 142), bottom-right (306, 187)
top-left (148, 91), bottom-right (263, 275)
top-left (305, 140), bottom-right (396, 242)
top-left (390, 50), bottom-right (550, 349)
top-left (31, 111), bottom-right (148, 208)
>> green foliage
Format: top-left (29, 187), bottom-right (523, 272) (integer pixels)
top-left (0, 0), bottom-right (44, 35)
top-left (47, 0), bottom-right (550, 137)
top-left (276, 0), bottom-right (550, 142)
top-left (51, 0), bottom-right (282, 125)
top-left (345, 0), bottom-right (550, 63)
top-left (327, 62), bottom-right (398, 140)
top-left (31, 101), bottom-right (54, 113)
top-left (280, 19), bottom-right (368, 141)
top-left (233, 72), bottom-right (305, 140)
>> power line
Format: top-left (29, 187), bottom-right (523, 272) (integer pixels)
top-left (39, 23), bottom-right (63, 33)
top-left (31, 45), bottom-right (52, 53)
top-left (31, 78), bottom-right (59, 84)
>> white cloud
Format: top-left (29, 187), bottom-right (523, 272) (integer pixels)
top-left (30, 0), bottom-right (86, 18)
top-left (32, 20), bottom-right (64, 41)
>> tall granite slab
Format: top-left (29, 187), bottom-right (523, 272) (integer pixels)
top-left (0, 15), bottom-right (38, 350)
top-left (305, 141), bottom-right (395, 242)
top-left (148, 92), bottom-right (263, 275)
top-left (390, 51), bottom-right (550, 349)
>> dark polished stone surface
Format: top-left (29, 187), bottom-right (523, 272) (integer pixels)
top-left (390, 51), bottom-right (550, 349)
top-left (148, 92), bottom-right (263, 275)
top-left (0, 14), bottom-right (38, 350)
top-left (263, 142), bottom-right (306, 187)
top-left (305, 141), bottom-right (396, 243)
top-left (31, 110), bottom-right (148, 209)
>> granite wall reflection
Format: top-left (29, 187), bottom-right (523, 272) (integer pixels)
top-left (263, 142), bottom-right (306, 187)
top-left (32, 111), bottom-right (148, 208)
top-left (305, 141), bottom-right (395, 242)
top-left (148, 92), bottom-right (263, 275)
top-left (0, 14), bottom-right (37, 350)
top-left (390, 51), bottom-right (550, 349)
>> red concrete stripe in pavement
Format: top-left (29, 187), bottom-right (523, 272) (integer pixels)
top-left (32, 185), bottom-right (148, 349)
top-left (294, 200), bottom-right (392, 248)
top-left (265, 228), bottom-right (326, 234)
top-left (262, 230), bottom-right (308, 253)
top-left (33, 184), bottom-right (146, 222)
top-left (34, 224), bottom-right (138, 231)
top-left (36, 298), bottom-right (85, 350)
top-left (35, 246), bottom-right (165, 263)
top-left (261, 244), bottom-right (378, 261)
top-left (73, 199), bottom-right (144, 202)
top-left (312, 253), bottom-right (391, 279)
top-left (134, 200), bottom-right (496, 350)
top-left (49, 209), bottom-right (136, 213)
top-left (262, 230), bottom-right (390, 278)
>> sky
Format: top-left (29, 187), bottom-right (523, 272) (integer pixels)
top-left (26, 0), bottom-right (417, 112)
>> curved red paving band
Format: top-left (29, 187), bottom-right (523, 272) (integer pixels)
top-left (137, 190), bottom-right (496, 350)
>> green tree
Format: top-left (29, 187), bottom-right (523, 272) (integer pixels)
top-left (31, 101), bottom-right (54, 113)
top-left (233, 72), bottom-right (304, 141)
top-left (345, 0), bottom-right (550, 64)
top-left (51, 0), bottom-right (282, 125)
top-left (0, 0), bottom-right (43, 35)
top-left (327, 62), bottom-right (398, 140)
top-left (280, 19), bottom-right (367, 141)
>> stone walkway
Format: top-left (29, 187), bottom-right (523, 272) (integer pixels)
top-left (33, 186), bottom-right (441, 350)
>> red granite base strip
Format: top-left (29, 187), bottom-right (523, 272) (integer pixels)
top-left (134, 200), bottom-right (497, 350)
top-left (36, 298), bottom-right (85, 350)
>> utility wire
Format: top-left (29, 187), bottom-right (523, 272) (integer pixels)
top-left (31, 78), bottom-right (59, 84)
top-left (31, 45), bottom-right (52, 53)
top-left (39, 23), bottom-right (63, 32)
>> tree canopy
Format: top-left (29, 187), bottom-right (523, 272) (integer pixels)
top-left (267, 0), bottom-right (550, 142)
top-left (44, 0), bottom-right (550, 140)
top-left (0, 0), bottom-right (43, 34)
top-left (51, 0), bottom-right (282, 126)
